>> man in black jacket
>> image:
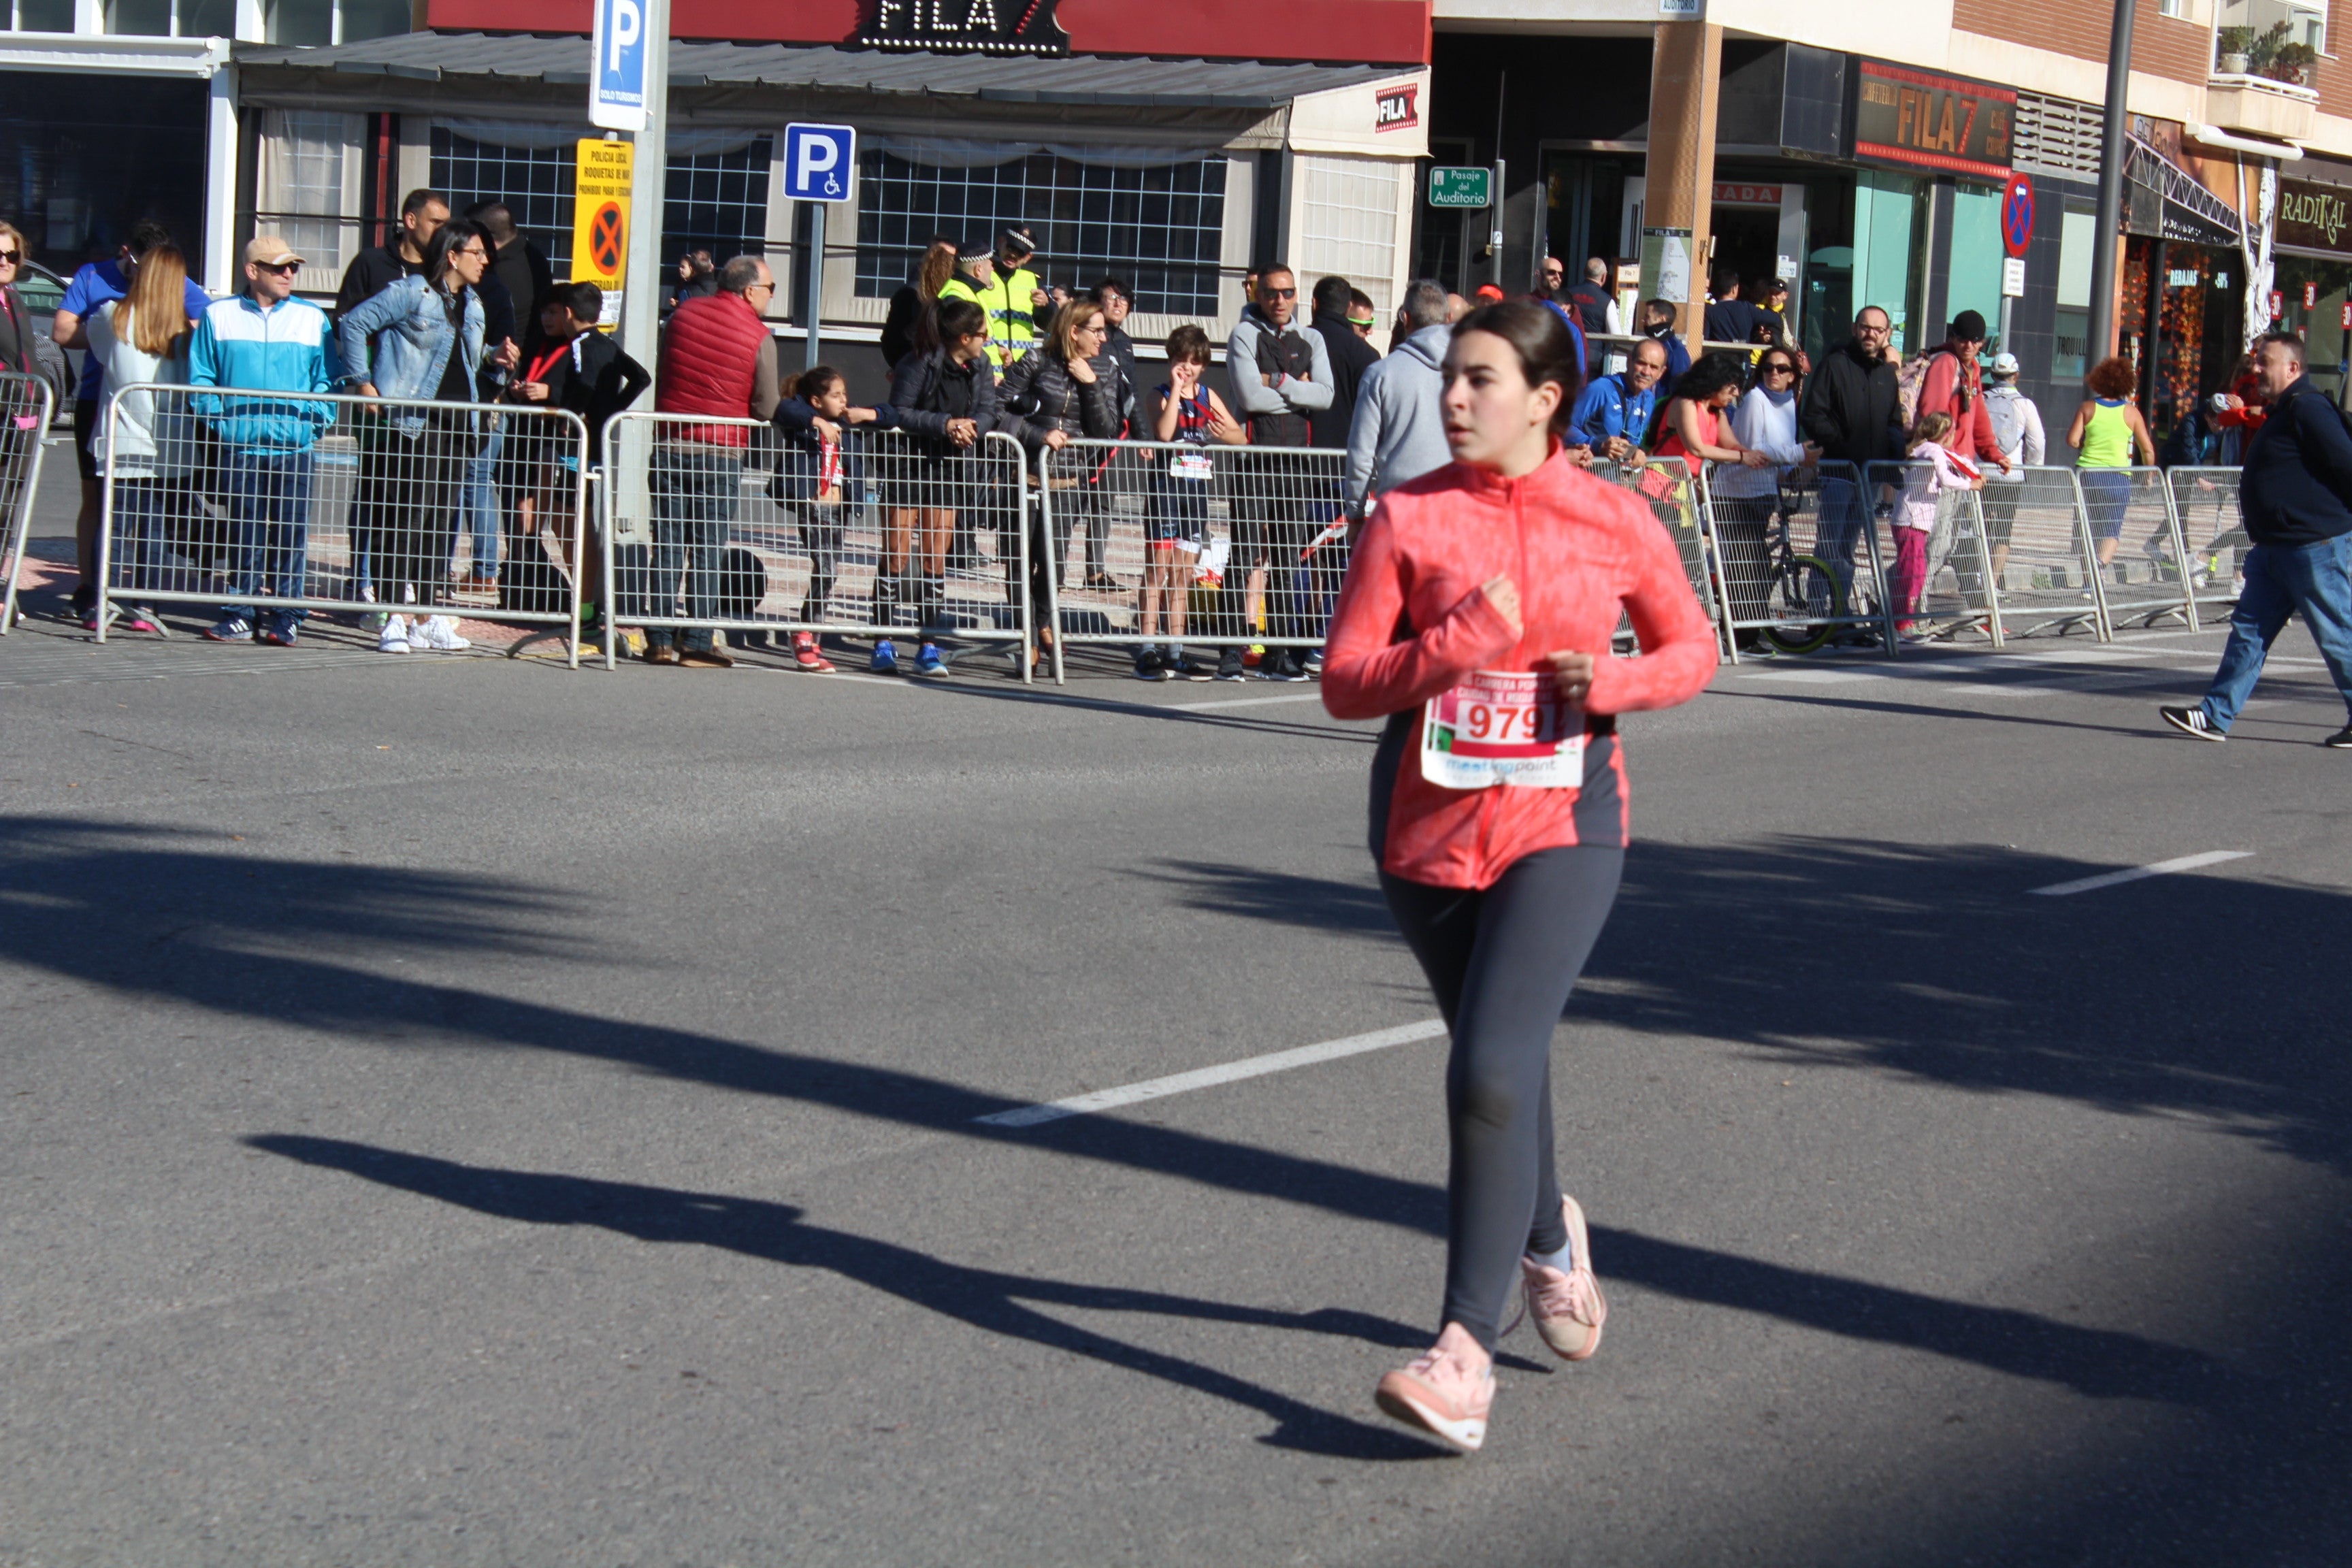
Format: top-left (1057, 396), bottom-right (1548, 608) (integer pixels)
top-left (335, 189), bottom-right (448, 316)
top-left (1307, 273), bottom-right (1381, 451)
top-left (1799, 306), bottom-right (1906, 615)
top-left (471, 201), bottom-right (553, 336)
top-left (2161, 332), bottom-right (2352, 746)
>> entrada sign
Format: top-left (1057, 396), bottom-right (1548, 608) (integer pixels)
top-left (1854, 60), bottom-right (2014, 182)
top-left (862, 0), bottom-right (1068, 55)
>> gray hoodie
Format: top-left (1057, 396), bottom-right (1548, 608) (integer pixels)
top-left (1344, 323), bottom-right (1452, 517)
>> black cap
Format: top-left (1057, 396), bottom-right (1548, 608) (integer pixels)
top-left (1951, 308), bottom-right (1988, 341)
top-left (962, 235), bottom-right (998, 264)
top-left (999, 227), bottom-right (1039, 259)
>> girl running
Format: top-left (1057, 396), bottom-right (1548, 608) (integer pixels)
top-left (1322, 301), bottom-right (1717, 1454)
top-left (1137, 325), bottom-right (1244, 680)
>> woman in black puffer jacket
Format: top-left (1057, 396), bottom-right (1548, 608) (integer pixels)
top-left (998, 301), bottom-right (1121, 642)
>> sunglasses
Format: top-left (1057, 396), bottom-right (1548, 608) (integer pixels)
top-left (0, 250), bottom-right (17, 263)
top-left (257, 260), bottom-right (302, 276)
top-left (1763, 360), bottom-right (1797, 375)
top-left (1261, 287), bottom-right (1296, 299)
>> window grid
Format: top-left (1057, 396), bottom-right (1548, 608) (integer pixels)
top-left (261, 110), bottom-right (360, 275)
top-left (855, 150), bottom-right (1227, 318)
top-left (1296, 156), bottom-right (1400, 323)
top-left (431, 130), bottom-right (772, 279)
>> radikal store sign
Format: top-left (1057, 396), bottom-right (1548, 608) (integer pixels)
top-left (2277, 177), bottom-right (2352, 254)
top-left (1852, 60), bottom-right (2015, 182)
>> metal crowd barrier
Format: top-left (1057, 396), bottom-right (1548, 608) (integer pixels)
top-left (88, 384), bottom-right (593, 664)
top-left (0, 370), bottom-right (58, 634)
top-left (1698, 458), bottom-right (1903, 658)
top-left (2085, 464), bottom-right (2196, 632)
top-left (1588, 458), bottom-right (1725, 654)
top-left (1860, 459), bottom-right (2003, 644)
top-left (1987, 465), bottom-right (2110, 640)
top-left (1034, 436), bottom-right (1344, 683)
top-left (600, 412), bottom-right (1031, 676)
top-left (2168, 466), bottom-right (2245, 621)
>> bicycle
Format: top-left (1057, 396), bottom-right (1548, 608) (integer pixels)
top-left (1723, 477), bottom-right (1849, 655)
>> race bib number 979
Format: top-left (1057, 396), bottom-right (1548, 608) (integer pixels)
top-left (1420, 670), bottom-right (1584, 790)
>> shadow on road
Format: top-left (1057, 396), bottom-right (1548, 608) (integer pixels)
top-left (0, 815), bottom-right (2260, 1420)
top-left (246, 1132), bottom-right (1448, 1459)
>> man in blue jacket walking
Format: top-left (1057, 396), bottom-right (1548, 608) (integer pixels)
top-left (188, 234), bottom-right (337, 645)
top-left (2161, 331), bottom-right (2352, 747)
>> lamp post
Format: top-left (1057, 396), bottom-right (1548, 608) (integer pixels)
top-left (2085, 0), bottom-right (2134, 386)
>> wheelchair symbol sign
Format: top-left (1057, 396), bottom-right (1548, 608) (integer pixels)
top-left (785, 123), bottom-right (857, 203)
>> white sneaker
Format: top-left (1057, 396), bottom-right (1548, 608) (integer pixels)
top-left (412, 615), bottom-right (471, 652)
top-left (378, 614), bottom-right (411, 654)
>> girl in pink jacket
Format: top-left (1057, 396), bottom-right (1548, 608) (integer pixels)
top-left (1888, 410), bottom-right (1982, 631)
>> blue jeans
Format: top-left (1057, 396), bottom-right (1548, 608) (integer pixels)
top-left (2080, 467), bottom-right (2130, 542)
top-left (457, 421), bottom-right (504, 580)
top-left (645, 444), bottom-right (740, 651)
top-left (1812, 477), bottom-right (1865, 615)
top-left (222, 449), bottom-right (316, 624)
top-left (2199, 534), bottom-right (2352, 731)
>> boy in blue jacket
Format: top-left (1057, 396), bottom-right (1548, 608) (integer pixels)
top-left (187, 233), bottom-right (337, 644)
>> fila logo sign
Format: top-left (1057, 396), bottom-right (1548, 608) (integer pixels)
top-left (1375, 84), bottom-right (1419, 132)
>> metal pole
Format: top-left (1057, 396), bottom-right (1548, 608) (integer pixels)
top-left (617, 0), bottom-right (670, 395)
top-left (804, 201), bottom-right (825, 372)
top-left (1492, 157), bottom-right (1507, 292)
top-left (2085, 0), bottom-right (2134, 385)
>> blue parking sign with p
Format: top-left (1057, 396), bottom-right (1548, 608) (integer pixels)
top-left (785, 123), bottom-right (857, 203)
top-left (589, 0), bottom-right (647, 132)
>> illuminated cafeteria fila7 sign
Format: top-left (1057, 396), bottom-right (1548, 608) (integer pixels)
top-left (1854, 60), bottom-right (2015, 183)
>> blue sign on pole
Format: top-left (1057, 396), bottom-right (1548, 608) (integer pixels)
top-left (783, 123), bottom-right (858, 203)
top-left (590, 0), bottom-right (648, 133)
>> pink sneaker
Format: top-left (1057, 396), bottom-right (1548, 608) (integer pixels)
top-left (1374, 1337), bottom-right (1494, 1453)
top-left (1519, 1195), bottom-right (1607, 1362)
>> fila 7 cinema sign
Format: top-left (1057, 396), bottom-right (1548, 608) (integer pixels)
top-left (1854, 60), bottom-right (2015, 182)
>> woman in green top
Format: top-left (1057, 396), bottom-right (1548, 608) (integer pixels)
top-left (2065, 355), bottom-right (2158, 574)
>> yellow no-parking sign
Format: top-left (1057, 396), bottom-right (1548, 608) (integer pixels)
top-left (572, 138), bottom-right (634, 325)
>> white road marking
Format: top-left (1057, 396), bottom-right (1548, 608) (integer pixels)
top-left (976, 1018), bottom-right (1448, 1128)
top-left (2028, 851), bottom-right (2253, 897)
top-left (1173, 691), bottom-right (1330, 712)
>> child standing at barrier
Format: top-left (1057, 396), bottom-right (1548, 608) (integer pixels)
top-left (1137, 325), bottom-right (1244, 680)
top-left (773, 364), bottom-right (896, 674)
top-left (508, 283), bottom-right (651, 634)
top-left (1890, 411), bottom-right (1982, 634)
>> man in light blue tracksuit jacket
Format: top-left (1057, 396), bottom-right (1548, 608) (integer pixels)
top-left (187, 233), bottom-right (336, 644)
top-left (1343, 280), bottom-right (1454, 521)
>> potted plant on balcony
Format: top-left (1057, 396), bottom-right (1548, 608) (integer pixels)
top-left (2218, 24), bottom-right (2255, 73)
top-left (2271, 40), bottom-right (2320, 86)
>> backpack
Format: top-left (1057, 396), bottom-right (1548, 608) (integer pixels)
top-left (1895, 353), bottom-right (1936, 429)
top-left (1983, 385), bottom-right (2027, 461)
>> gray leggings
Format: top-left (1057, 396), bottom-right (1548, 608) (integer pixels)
top-left (1379, 844), bottom-right (1625, 1352)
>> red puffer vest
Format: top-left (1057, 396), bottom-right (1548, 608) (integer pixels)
top-left (1322, 445), bottom-right (1719, 889)
top-left (657, 291), bottom-right (767, 446)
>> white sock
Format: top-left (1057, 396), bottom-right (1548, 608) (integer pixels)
top-left (1529, 1240), bottom-right (1575, 1274)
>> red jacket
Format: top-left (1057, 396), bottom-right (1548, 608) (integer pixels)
top-left (1322, 446), bottom-right (1718, 889)
top-left (656, 291), bottom-right (766, 447)
top-left (1918, 346), bottom-right (2006, 469)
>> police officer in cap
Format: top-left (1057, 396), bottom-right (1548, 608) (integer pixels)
top-left (994, 227), bottom-right (1048, 369)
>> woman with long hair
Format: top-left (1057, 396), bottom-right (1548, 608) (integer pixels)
top-left (84, 240), bottom-right (197, 636)
top-left (882, 238), bottom-right (959, 370)
top-left (338, 218), bottom-right (498, 653)
top-left (1322, 302), bottom-right (1717, 1453)
top-left (881, 295), bottom-right (998, 676)
top-left (998, 296), bottom-right (1120, 663)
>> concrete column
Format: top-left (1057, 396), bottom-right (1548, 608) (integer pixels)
top-left (203, 61), bottom-right (239, 296)
top-left (1644, 20), bottom-right (1720, 359)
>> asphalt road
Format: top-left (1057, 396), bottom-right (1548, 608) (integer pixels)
top-left (4, 499), bottom-right (2351, 1565)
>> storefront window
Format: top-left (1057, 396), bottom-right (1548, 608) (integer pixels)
top-left (1946, 182), bottom-right (2004, 350)
top-left (1798, 173), bottom-right (1855, 363)
top-left (0, 71), bottom-right (206, 274)
top-left (2271, 254), bottom-right (2352, 395)
top-left (854, 150), bottom-right (1228, 318)
top-left (2053, 203), bottom-right (2097, 382)
top-left (9, 0), bottom-right (77, 31)
top-left (1296, 154), bottom-right (1402, 324)
top-left (1854, 170), bottom-right (1929, 354)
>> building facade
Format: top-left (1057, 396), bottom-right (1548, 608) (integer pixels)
top-left (1422, 0), bottom-right (2347, 433)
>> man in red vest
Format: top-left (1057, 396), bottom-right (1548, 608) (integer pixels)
top-left (644, 255), bottom-right (779, 666)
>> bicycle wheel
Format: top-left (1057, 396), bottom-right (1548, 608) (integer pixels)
top-left (1761, 554), bottom-right (1843, 654)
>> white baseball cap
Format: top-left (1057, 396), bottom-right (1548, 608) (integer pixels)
top-left (1987, 352), bottom-right (2021, 377)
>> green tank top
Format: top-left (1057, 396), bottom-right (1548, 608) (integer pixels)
top-left (2078, 397), bottom-right (2132, 468)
